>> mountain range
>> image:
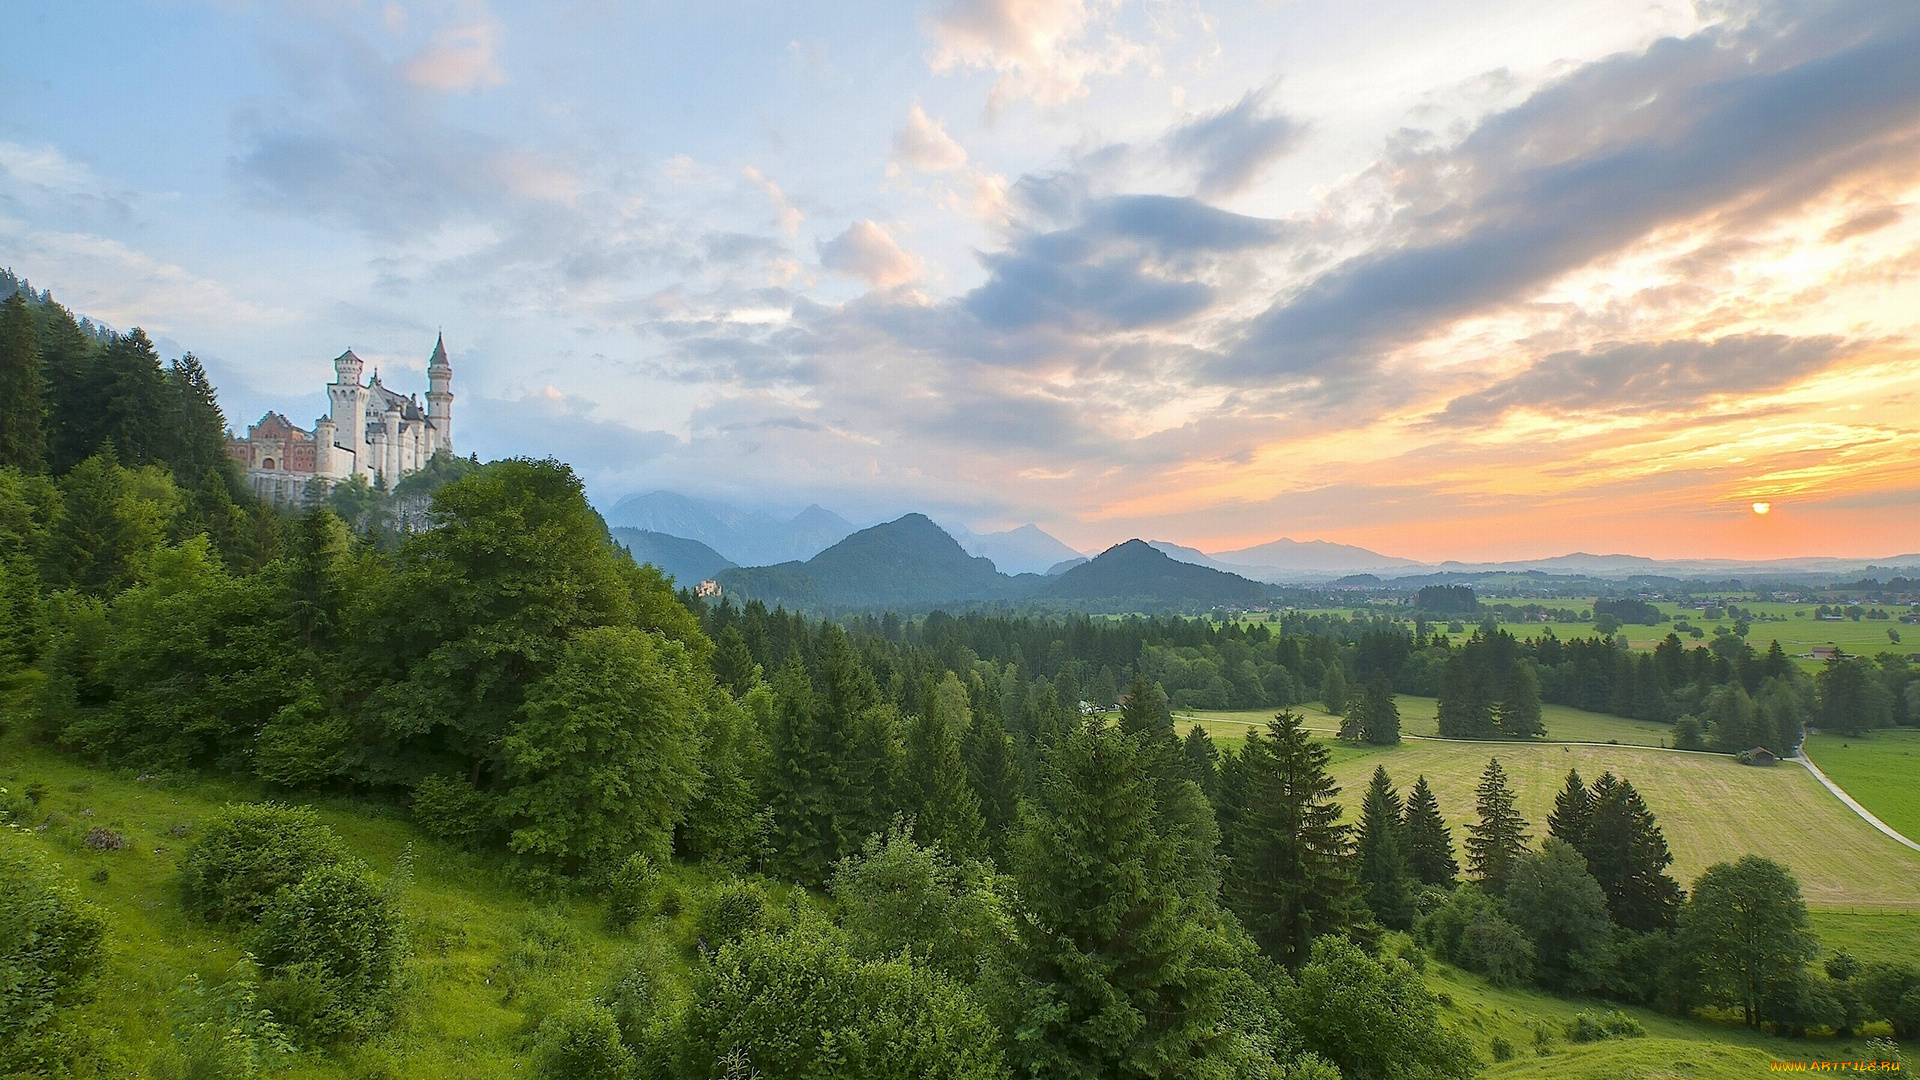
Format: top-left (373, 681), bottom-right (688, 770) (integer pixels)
top-left (603, 491), bottom-right (855, 566)
top-left (608, 528), bottom-right (735, 586)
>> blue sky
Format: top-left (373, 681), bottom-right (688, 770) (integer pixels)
top-left (3, 0), bottom-right (1918, 559)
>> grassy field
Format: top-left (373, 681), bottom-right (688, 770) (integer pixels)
top-left (1802, 728), bottom-right (1920, 842)
top-left (0, 734), bottom-right (717, 1079)
top-left (1176, 696), bottom-right (1677, 747)
top-left (1322, 739), bottom-right (1920, 909)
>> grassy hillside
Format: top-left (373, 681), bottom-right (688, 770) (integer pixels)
top-left (1802, 729), bottom-right (1920, 842)
top-left (0, 734), bottom-right (722, 1079)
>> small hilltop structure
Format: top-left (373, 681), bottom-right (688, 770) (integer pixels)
top-left (228, 335), bottom-right (455, 504)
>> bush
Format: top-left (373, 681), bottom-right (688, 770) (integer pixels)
top-left (409, 774), bottom-right (501, 850)
top-left (1564, 1011), bottom-right (1645, 1043)
top-left (1672, 715), bottom-right (1704, 751)
top-left (179, 803), bottom-right (350, 925)
top-left (695, 880), bottom-right (770, 949)
top-left (0, 833), bottom-right (108, 1068)
top-left (605, 853), bottom-right (658, 930)
top-left (533, 1002), bottom-right (634, 1080)
top-left (1490, 1036), bottom-right (1514, 1062)
top-left (1286, 937), bottom-right (1480, 1080)
top-left (251, 863), bottom-right (406, 1044)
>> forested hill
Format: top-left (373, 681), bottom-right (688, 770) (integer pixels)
top-left (1041, 538), bottom-right (1272, 609)
top-left (609, 526), bottom-right (736, 585)
top-left (716, 512), bottom-right (1035, 609)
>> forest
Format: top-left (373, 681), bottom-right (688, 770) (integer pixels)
top-left (4, 278), bottom-right (1918, 1078)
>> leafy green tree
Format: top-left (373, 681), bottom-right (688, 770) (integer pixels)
top-left (0, 833), bottom-right (107, 1070)
top-left (1547, 768), bottom-right (1592, 847)
top-left (1579, 776), bottom-right (1681, 933)
top-left (1005, 718), bottom-right (1229, 1077)
top-left (1497, 664), bottom-right (1544, 738)
top-left (1503, 839), bottom-right (1615, 992)
top-left (496, 625), bottom-right (705, 875)
top-left (1356, 766), bottom-right (1415, 930)
top-left (0, 292), bottom-right (46, 471)
top-left (829, 823), bottom-right (1010, 985)
top-left (673, 925), bottom-right (1011, 1080)
top-left (1704, 684), bottom-right (1765, 751)
top-left (1678, 856), bottom-right (1819, 1027)
top-left (1856, 962), bottom-right (1920, 1039)
top-left (1465, 758), bottom-right (1529, 895)
top-left (905, 672), bottom-right (986, 857)
top-left (1403, 776), bottom-right (1458, 888)
top-left (1414, 885), bottom-right (1533, 986)
top-left (534, 1002), bottom-right (634, 1080)
top-left (1225, 712), bottom-right (1355, 969)
top-left (1285, 936), bottom-right (1478, 1080)
top-left (1321, 664), bottom-right (1349, 716)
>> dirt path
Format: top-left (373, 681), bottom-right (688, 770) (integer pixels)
top-left (1795, 748), bottom-right (1920, 854)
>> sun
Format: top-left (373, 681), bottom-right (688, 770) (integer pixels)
top-left (1751, 501), bottom-right (1772, 515)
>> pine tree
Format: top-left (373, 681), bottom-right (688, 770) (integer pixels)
top-left (1321, 663), bottom-right (1349, 716)
top-left (1356, 766), bottom-right (1415, 929)
top-left (1007, 718), bottom-right (1230, 1077)
top-left (1497, 664), bottom-right (1544, 738)
top-left (1119, 673), bottom-right (1171, 738)
top-left (94, 328), bottom-right (172, 467)
top-left (1403, 775), bottom-right (1458, 887)
top-left (0, 292), bottom-right (46, 471)
top-left (1547, 768), bottom-right (1592, 848)
top-left (1362, 670), bottom-right (1400, 745)
top-left (905, 672), bottom-right (985, 858)
top-left (818, 628), bottom-right (897, 848)
top-left (1437, 656), bottom-right (1495, 737)
top-left (1225, 711), bottom-right (1355, 969)
top-left (36, 298), bottom-right (106, 474)
top-left (163, 353), bottom-right (230, 484)
top-left (765, 656), bottom-right (842, 883)
top-left (964, 709), bottom-right (1022, 862)
top-left (1581, 777), bottom-right (1682, 933)
top-left (1181, 725), bottom-right (1220, 800)
top-left (1466, 757), bottom-right (1530, 895)
top-left (1339, 693), bottom-right (1366, 742)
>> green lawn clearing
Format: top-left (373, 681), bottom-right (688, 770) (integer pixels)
top-left (1802, 728), bottom-right (1920, 844)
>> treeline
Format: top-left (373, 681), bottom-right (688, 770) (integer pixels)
top-left (1426, 625), bottom-right (1916, 746)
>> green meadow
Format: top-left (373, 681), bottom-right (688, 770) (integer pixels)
top-left (1802, 728), bottom-right (1920, 842)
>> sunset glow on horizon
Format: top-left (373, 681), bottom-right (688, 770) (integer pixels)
top-left (4, 1), bottom-right (1917, 561)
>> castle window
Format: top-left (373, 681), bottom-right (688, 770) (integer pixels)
top-left (263, 458), bottom-right (276, 470)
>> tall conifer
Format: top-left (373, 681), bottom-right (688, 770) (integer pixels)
top-left (1581, 777), bottom-right (1682, 933)
top-left (766, 656), bottom-right (842, 883)
top-left (1224, 711), bottom-right (1355, 969)
top-left (1356, 766), bottom-right (1415, 929)
top-left (1466, 757), bottom-right (1530, 895)
top-left (1362, 670), bottom-right (1400, 745)
top-left (1547, 768), bottom-right (1592, 847)
top-left (1007, 718), bottom-right (1229, 1077)
top-left (0, 292), bottom-right (45, 471)
top-left (1403, 775), bottom-right (1458, 887)
top-left (905, 672), bottom-right (985, 858)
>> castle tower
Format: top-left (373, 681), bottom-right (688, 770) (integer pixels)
top-left (328, 350), bottom-right (368, 479)
top-left (314, 414), bottom-right (336, 476)
top-left (382, 401), bottom-right (403, 484)
top-left (426, 333), bottom-right (454, 453)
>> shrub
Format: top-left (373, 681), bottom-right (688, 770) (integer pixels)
top-left (1565, 1011), bottom-right (1645, 1043)
top-left (0, 833), bottom-right (108, 1067)
top-left (1286, 937), bottom-right (1479, 1080)
top-left (251, 863), bottom-right (406, 1044)
top-left (1490, 1036), bottom-right (1514, 1062)
top-left (1672, 716), bottom-right (1704, 751)
top-left (409, 774), bottom-right (501, 850)
top-left (179, 803), bottom-right (349, 925)
top-left (695, 880), bottom-right (770, 949)
top-left (605, 853), bottom-right (658, 930)
top-left (533, 1002), bottom-right (635, 1080)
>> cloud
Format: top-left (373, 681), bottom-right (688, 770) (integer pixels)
top-left (925, 0), bottom-right (1138, 111)
top-left (461, 386), bottom-right (678, 478)
top-left (1431, 334), bottom-right (1858, 425)
top-left (818, 220), bottom-right (923, 289)
top-left (1222, 1), bottom-right (1920, 384)
top-left (891, 105), bottom-right (969, 173)
top-left (742, 166), bottom-right (804, 236)
top-left (0, 217), bottom-right (287, 331)
top-left (398, 18), bottom-right (506, 92)
top-left (1165, 89), bottom-right (1305, 197)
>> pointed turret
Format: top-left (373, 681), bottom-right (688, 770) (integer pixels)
top-left (426, 332), bottom-right (454, 452)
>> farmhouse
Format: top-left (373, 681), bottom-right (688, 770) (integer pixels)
top-left (1808, 646), bottom-right (1840, 661)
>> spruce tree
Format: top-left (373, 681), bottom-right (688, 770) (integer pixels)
top-left (1007, 718), bottom-right (1229, 1077)
top-left (1181, 725), bottom-right (1220, 800)
top-left (1339, 693), bottom-right (1367, 742)
top-left (1362, 670), bottom-right (1400, 745)
top-left (766, 656), bottom-right (843, 883)
top-left (1356, 766), bottom-right (1415, 929)
top-left (94, 328), bottom-right (172, 467)
top-left (1321, 663), bottom-right (1349, 716)
top-left (163, 353), bottom-right (230, 484)
top-left (1466, 757), bottom-right (1530, 895)
top-left (1547, 768), bottom-right (1592, 848)
top-left (1581, 777), bottom-right (1682, 933)
top-left (905, 672), bottom-right (985, 858)
top-left (1224, 711), bottom-right (1355, 969)
top-left (1497, 664), bottom-right (1544, 738)
top-left (963, 705), bottom-right (1021, 860)
top-left (1403, 775), bottom-right (1458, 888)
top-left (1119, 673), bottom-right (1172, 738)
top-left (0, 292), bottom-right (46, 471)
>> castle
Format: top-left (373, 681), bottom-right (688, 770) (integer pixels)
top-left (228, 335), bottom-right (454, 505)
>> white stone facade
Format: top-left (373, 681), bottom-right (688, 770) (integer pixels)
top-left (228, 335), bottom-right (454, 505)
